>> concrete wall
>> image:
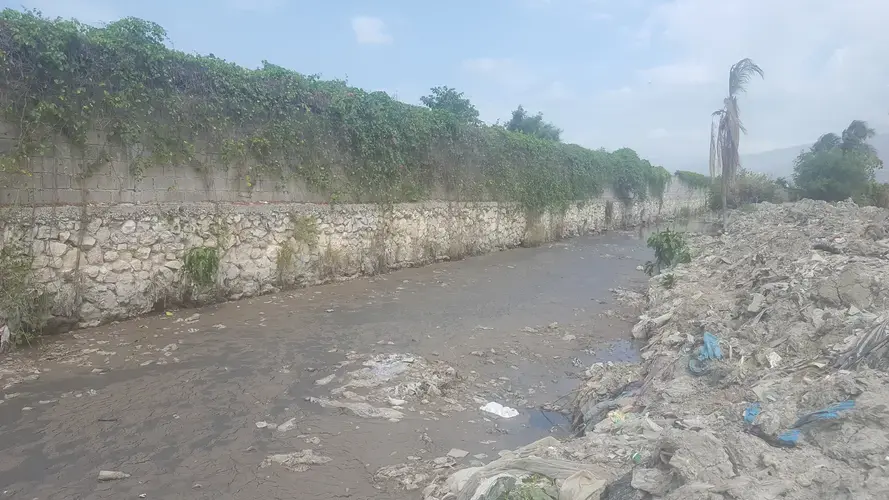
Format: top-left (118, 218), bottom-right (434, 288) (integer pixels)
top-left (0, 181), bottom-right (706, 330)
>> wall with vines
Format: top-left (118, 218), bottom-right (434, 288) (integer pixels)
top-left (0, 10), bottom-right (675, 210)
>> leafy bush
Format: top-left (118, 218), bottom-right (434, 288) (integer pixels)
top-left (858, 182), bottom-right (889, 209)
top-left (643, 229), bottom-right (691, 276)
top-left (0, 245), bottom-right (52, 344)
top-left (505, 105), bottom-right (561, 142)
top-left (707, 170), bottom-right (783, 211)
top-left (793, 149), bottom-right (876, 202)
top-left (0, 9), bottom-right (665, 211)
top-left (674, 170), bottom-right (710, 190)
top-left (792, 120), bottom-right (883, 204)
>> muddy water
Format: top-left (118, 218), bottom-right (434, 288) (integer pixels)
top-left (0, 224), bottom-right (686, 500)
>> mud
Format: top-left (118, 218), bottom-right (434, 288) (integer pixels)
top-left (0, 223), bottom-right (686, 499)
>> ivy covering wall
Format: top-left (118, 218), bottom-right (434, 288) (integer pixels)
top-left (0, 9), bottom-right (673, 211)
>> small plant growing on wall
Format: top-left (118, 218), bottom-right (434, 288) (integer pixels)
top-left (0, 244), bottom-right (53, 347)
top-left (182, 246), bottom-right (220, 294)
top-left (275, 242), bottom-right (296, 287)
top-left (290, 214), bottom-right (319, 248)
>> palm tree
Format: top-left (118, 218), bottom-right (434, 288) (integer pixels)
top-left (809, 120), bottom-right (881, 171)
top-left (811, 133), bottom-right (841, 154)
top-left (840, 120), bottom-right (877, 155)
top-left (708, 58), bottom-right (764, 222)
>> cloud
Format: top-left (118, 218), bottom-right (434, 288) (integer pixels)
top-left (499, 0), bottom-right (889, 170)
top-left (462, 58), bottom-right (538, 91)
top-left (351, 16), bottom-right (393, 45)
top-left (543, 81), bottom-right (574, 101)
top-left (641, 61), bottom-right (715, 86)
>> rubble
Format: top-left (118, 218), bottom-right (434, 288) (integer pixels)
top-left (425, 201), bottom-right (889, 500)
top-left (308, 352), bottom-right (463, 422)
top-left (261, 449), bottom-right (332, 472)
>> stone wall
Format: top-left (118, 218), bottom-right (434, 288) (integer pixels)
top-left (0, 181), bottom-right (706, 331)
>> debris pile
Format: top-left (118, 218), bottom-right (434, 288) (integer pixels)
top-left (308, 353), bottom-right (462, 422)
top-left (426, 200), bottom-right (889, 499)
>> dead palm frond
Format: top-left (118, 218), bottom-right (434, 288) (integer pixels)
top-left (711, 58), bottom-right (763, 220)
top-left (709, 110), bottom-right (723, 179)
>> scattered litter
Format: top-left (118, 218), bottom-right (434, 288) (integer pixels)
top-left (774, 400), bottom-right (857, 447)
top-left (277, 418), bottom-right (297, 433)
top-left (479, 402), bottom-right (519, 419)
top-left (97, 470), bottom-right (130, 481)
top-left (315, 374), bottom-right (336, 386)
top-left (433, 201), bottom-right (889, 500)
top-left (743, 402), bottom-right (761, 424)
top-left (308, 397), bottom-right (404, 422)
top-left (687, 331), bottom-right (723, 375)
top-left (446, 449), bottom-right (469, 459)
top-left (261, 450), bottom-right (332, 472)
top-left (423, 437), bottom-right (608, 500)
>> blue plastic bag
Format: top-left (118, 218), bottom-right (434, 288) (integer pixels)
top-left (688, 332), bottom-right (723, 375)
top-left (770, 400), bottom-right (855, 447)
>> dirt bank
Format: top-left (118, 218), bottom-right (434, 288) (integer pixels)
top-left (427, 200), bottom-right (889, 500)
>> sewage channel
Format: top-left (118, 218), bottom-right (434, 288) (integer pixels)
top-left (0, 221), bottom-right (700, 500)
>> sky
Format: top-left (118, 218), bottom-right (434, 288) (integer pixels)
top-left (5, 0), bottom-right (889, 172)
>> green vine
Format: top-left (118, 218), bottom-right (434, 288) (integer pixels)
top-left (0, 243), bottom-right (52, 344)
top-left (0, 9), bottom-right (667, 212)
top-left (646, 165), bottom-right (672, 204)
top-left (674, 170), bottom-right (711, 190)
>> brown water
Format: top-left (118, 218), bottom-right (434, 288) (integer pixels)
top-left (0, 226), bottom-right (669, 499)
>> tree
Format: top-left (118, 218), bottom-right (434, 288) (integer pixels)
top-left (419, 86), bottom-right (479, 123)
top-left (709, 58), bottom-right (764, 222)
top-left (793, 120), bottom-right (883, 202)
top-left (505, 105), bottom-right (562, 141)
top-left (793, 149), bottom-right (874, 202)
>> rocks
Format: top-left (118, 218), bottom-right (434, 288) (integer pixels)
top-left (2, 192), bottom-right (704, 330)
top-left (747, 292), bottom-right (765, 313)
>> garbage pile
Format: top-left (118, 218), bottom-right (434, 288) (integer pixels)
top-left (426, 200), bottom-right (889, 499)
top-left (308, 353), bottom-right (462, 423)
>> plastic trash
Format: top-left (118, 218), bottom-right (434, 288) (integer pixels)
top-left (776, 400), bottom-right (855, 446)
top-left (749, 400), bottom-right (855, 447)
top-left (790, 400), bottom-right (855, 428)
top-left (479, 402), bottom-right (519, 419)
top-left (743, 402), bottom-right (761, 424)
top-left (97, 470), bottom-right (130, 481)
top-left (424, 437), bottom-right (608, 500)
top-left (688, 332), bottom-right (723, 375)
top-left (699, 332), bottom-right (723, 360)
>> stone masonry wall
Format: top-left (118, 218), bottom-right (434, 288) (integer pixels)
top-left (0, 180), bottom-right (706, 331)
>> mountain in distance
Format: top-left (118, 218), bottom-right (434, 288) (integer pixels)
top-left (742, 134), bottom-right (889, 183)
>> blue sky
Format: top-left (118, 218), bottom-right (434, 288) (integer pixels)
top-left (6, 0), bottom-right (889, 171)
